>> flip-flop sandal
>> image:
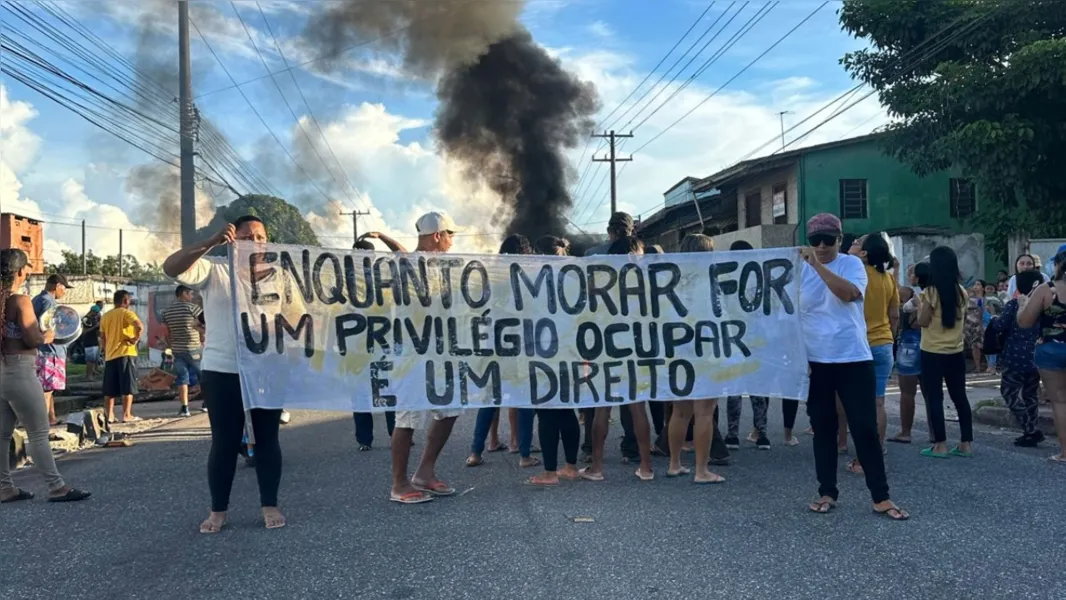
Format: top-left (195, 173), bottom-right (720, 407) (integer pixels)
top-left (920, 447), bottom-right (950, 459)
top-left (465, 456), bottom-right (484, 467)
top-left (558, 471), bottom-right (580, 481)
top-left (783, 436), bottom-right (800, 447)
top-left (1048, 454), bottom-right (1066, 464)
top-left (694, 474), bottom-right (726, 485)
top-left (578, 468), bottom-right (604, 482)
top-left (486, 445), bottom-right (507, 453)
top-left (264, 515), bottom-right (287, 530)
top-left (520, 457), bottom-right (542, 468)
top-left (873, 505), bottom-right (909, 521)
top-left (122, 416), bottom-right (143, 423)
top-left (808, 498), bottom-right (836, 514)
top-left (390, 491), bottom-right (433, 504)
top-left (634, 469), bottom-right (654, 482)
top-left (949, 447), bottom-right (973, 458)
top-left (523, 476), bottom-right (558, 487)
top-left (888, 436), bottom-right (912, 444)
top-left (358, 444), bottom-right (372, 452)
top-left (199, 518), bottom-right (227, 534)
top-left (665, 467), bottom-right (691, 478)
top-left (413, 482), bottom-right (456, 497)
top-left (846, 459), bottom-right (865, 475)
top-left (0, 488), bottom-right (34, 503)
top-left (47, 488), bottom-right (91, 503)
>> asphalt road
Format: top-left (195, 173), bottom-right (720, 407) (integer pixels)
top-left (3, 384), bottom-right (1064, 600)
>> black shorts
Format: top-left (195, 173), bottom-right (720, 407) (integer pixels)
top-left (103, 356), bottom-right (139, 397)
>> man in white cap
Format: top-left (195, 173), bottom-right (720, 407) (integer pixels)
top-left (390, 211), bottom-right (462, 504)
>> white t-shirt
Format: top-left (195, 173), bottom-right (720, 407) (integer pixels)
top-left (175, 256), bottom-right (239, 374)
top-left (800, 254), bottom-right (873, 363)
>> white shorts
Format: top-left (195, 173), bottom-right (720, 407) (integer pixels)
top-left (395, 409), bottom-right (462, 430)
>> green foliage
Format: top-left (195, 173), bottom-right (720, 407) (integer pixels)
top-left (839, 0), bottom-right (1066, 260)
top-left (196, 194), bottom-right (320, 246)
top-left (46, 250), bottom-right (167, 282)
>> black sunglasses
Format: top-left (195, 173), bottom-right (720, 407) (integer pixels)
top-left (808, 234), bottom-right (839, 247)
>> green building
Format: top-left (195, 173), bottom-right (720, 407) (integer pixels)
top-left (639, 134), bottom-right (995, 282)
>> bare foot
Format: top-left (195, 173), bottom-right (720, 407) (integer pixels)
top-left (558, 465), bottom-right (580, 480)
top-left (263, 507), bottom-right (286, 529)
top-left (519, 456), bottom-right (541, 468)
top-left (199, 511), bottom-right (227, 534)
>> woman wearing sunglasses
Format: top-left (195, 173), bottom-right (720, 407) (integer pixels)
top-left (799, 213), bottom-right (907, 520)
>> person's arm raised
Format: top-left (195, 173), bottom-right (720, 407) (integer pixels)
top-left (799, 247), bottom-right (863, 302)
top-left (361, 232), bottom-right (408, 253)
top-left (163, 224), bottom-right (234, 279)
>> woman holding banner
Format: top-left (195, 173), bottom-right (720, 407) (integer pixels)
top-left (667, 234), bottom-right (725, 484)
top-left (467, 234), bottom-right (538, 469)
top-left (799, 213), bottom-right (908, 520)
top-left (526, 236), bottom-right (582, 486)
top-left (580, 236), bottom-right (656, 482)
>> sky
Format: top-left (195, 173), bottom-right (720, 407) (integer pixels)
top-left (0, 0), bottom-right (887, 265)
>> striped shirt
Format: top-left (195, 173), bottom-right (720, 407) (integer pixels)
top-left (162, 301), bottom-right (203, 353)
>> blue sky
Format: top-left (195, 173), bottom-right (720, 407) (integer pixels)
top-left (1, 0), bottom-right (883, 261)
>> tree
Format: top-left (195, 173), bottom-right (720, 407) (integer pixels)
top-left (839, 0), bottom-right (1066, 260)
top-left (196, 194), bottom-right (321, 246)
top-left (47, 250), bottom-right (167, 282)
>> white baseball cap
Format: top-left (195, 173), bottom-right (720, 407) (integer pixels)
top-left (415, 211), bottom-right (458, 236)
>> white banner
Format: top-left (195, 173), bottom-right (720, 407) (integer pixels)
top-left (229, 242), bottom-right (809, 412)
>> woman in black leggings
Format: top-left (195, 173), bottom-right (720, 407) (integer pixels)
top-left (203, 371), bottom-right (283, 522)
top-left (526, 236), bottom-right (583, 486)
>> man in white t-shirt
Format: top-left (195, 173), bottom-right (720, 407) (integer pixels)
top-left (799, 213), bottom-right (908, 521)
top-left (390, 211), bottom-right (463, 504)
top-left (162, 216), bottom-right (286, 533)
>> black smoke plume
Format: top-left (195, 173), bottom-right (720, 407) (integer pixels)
top-left (302, 0), bottom-right (600, 243)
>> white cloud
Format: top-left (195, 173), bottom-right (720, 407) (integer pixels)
top-left (588, 21), bottom-right (614, 38)
top-left (559, 48), bottom-right (888, 225)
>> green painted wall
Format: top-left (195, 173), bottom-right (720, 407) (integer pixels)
top-left (798, 138), bottom-right (1002, 277)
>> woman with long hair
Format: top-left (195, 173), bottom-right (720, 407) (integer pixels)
top-left (1017, 250), bottom-right (1066, 463)
top-left (845, 233), bottom-right (899, 475)
top-left (665, 234), bottom-right (724, 483)
top-left (526, 235), bottom-right (583, 486)
top-left (1007, 253), bottom-right (1047, 298)
top-left (917, 246), bottom-right (974, 458)
top-left (1, 249), bottom-right (90, 503)
top-left (890, 262), bottom-right (931, 444)
top-left (965, 280), bottom-right (988, 372)
top-left (467, 234), bottom-right (538, 469)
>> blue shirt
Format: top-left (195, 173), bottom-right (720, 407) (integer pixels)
top-left (990, 299), bottom-right (1038, 373)
top-left (32, 291), bottom-right (65, 359)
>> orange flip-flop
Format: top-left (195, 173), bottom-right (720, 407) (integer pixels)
top-left (390, 491), bottom-right (433, 504)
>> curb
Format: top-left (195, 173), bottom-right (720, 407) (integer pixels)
top-left (973, 404), bottom-right (1055, 435)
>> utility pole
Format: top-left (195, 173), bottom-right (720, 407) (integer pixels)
top-left (342, 210), bottom-right (371, 245)
top-left (178, 0), bottom-right (197, 247)
top-left (81, 220), bottom-right (86, 275)
top-left (778, 111), bottom-right (792, 150)
top-left (118, 229), bottom-right (124, 278)
top-left (592, 131), bottom-right (633, 216)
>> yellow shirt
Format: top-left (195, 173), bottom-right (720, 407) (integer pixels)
top-left (920, 285), bottom-right (967, 354)
top-left (863, 265), bottom-right (899, 347)
top-left (100, 307), bottom-right (141, 361)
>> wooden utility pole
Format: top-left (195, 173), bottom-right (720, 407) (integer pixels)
top-left (342, 210), bottom-right (371, 245)
top-left (178, 0), bottom-right (197, 247)
top-left (592, 131), bottom-right (633, 215)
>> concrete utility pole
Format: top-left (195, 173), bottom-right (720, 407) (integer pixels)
top-left (178, 0), bottom-right (197, 247)
top-left (118, 229), bottom-right (124, 278)
top-left (342, 210), bottom-right (371, 245)
top-left (592, 130), bottom-right (633, 216)
top-left (81, 220), bottom-right (87, 275)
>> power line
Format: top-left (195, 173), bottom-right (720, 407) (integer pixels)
top-left (190, 15), bottom-right (335, 205)
top-left (630, 1), bottom-right (829, 156)
top-left (253, 0), bottom-right (367, 212)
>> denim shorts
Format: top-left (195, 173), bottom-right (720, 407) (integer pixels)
top-left (84, 345), bottom-right (100, 364)
top-left (871, 343), bottom-right (894, 397)
top-left (895, 339), bottom-right (921, 376)
top-left (1035, 341), bottom-right (1066, 371)
top-left (173, 351), bottom-right (202, 386)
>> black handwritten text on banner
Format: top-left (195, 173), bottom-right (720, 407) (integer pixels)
top-left (230, 242), bottom-right (809, 412)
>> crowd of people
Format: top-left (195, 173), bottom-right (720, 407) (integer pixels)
top-left (2, 207), bottom-right (1065, 530)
